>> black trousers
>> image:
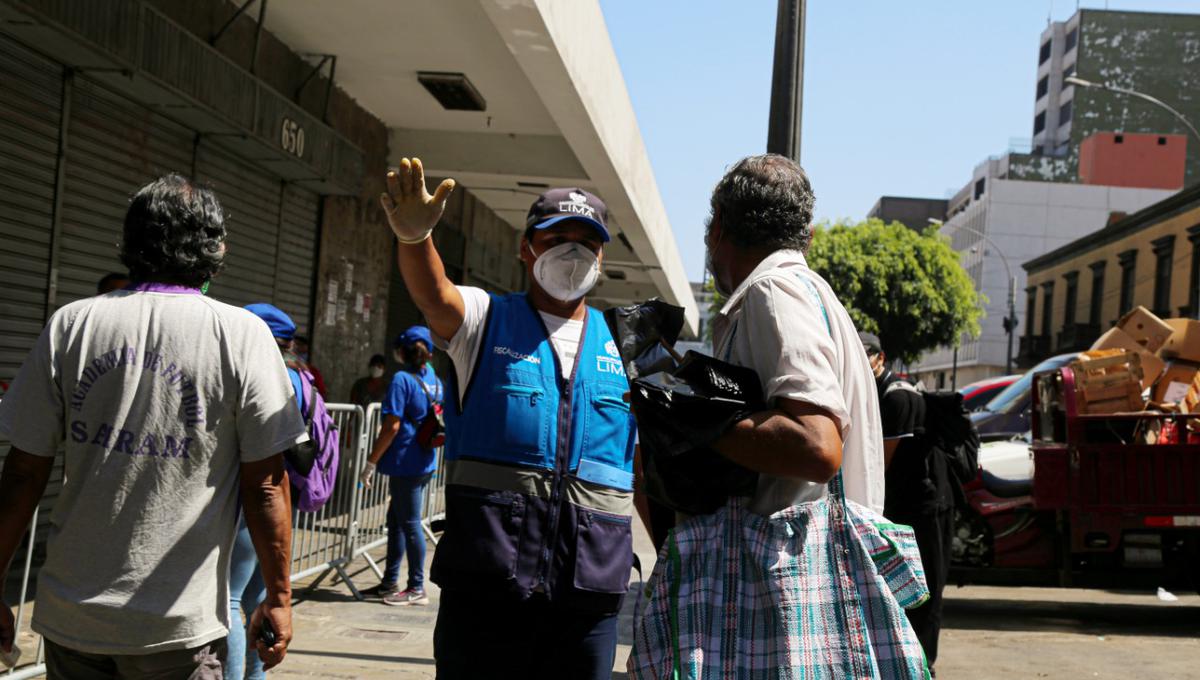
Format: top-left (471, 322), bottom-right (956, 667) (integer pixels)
top-left (433, 588), bottom-right (619, 680)
top-left (887, 508), bottom-right (952, 669)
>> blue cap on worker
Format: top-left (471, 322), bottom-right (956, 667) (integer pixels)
top-left (394, 325), bottom-right (433, 350)
top-left (245, 303), bottom-right (296, 340)
top-left (525, 187), bottom-right (610, 242)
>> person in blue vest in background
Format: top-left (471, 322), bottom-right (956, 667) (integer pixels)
top-left (359, 325), bottom-right (444, 607)
top-left (379, 159), bottom-right (637, 679)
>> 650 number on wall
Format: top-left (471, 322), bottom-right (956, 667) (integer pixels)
top-left (280, 117), bottom-right (306, 157)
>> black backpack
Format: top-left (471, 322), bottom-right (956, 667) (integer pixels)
top-left (886, 383), bottom-right (980, 504)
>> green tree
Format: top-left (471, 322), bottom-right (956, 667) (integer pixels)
top-left (805, 218), bottom-right (983, 364)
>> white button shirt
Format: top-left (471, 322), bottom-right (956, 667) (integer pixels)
top-left (712, 249), bottom-right (886, 515)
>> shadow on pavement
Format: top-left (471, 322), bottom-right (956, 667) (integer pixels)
top-left (943, 597), bottom-right (1200, 638)
top-left (287, 648), bottom-right (437, 666)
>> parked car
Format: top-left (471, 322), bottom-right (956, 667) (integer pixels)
top-left (958, 374), bottom-right (1020, 412)
top-left (971, 354), bottom-right (1077, 439)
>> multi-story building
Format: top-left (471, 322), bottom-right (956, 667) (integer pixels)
top-left (911, 157), bottom-right (1173, 388)
top-left (1023, 183), bottom-right (1200, 357)
top-left (866, 196), bottom-right (948, 231)
top-left (1016, 8), bottom-right (1200, 185)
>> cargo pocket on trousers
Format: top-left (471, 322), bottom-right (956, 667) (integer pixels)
top-left (573, 509), bottom-right (633, 593)
top-left (439, 486), bottom-right (525, 580)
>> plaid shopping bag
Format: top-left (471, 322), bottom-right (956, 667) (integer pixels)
top-left (628, 477), bottom-right (930, 679)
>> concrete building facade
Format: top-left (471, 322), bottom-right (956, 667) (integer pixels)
top-left (911, 158), bottom-right (1172, 388)
top-left (866, 196), bottom-right (948, 231)
top-left (1022, 184), bottom-right (1200, 364)
top-left (1012, 8), bottom-right (1200, 185)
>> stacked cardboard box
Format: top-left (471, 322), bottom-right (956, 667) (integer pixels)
top-left (1087, 306), bottom-right (1200, 414)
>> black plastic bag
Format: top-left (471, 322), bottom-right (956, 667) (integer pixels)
top-left (605, 301), bottom-right (761, 516)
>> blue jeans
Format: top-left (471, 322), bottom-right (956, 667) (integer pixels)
top-left (227, 516), bottom-right (266, 680)
top-left (384, 473), bottom-right (431, 589)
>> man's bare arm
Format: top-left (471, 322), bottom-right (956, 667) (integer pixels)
top-left (0, 449), bottom-right (53, 653)
top-left (381, 158), bottom-right (463, 342)
top-left (711, 398), bottom-right (843, 483)
top-left (241, 454), bottom-right (293, 670)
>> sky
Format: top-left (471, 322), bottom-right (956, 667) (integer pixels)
top-left (599, 0), bottom-right (1200, 282)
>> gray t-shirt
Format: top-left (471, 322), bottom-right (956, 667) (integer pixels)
top-left (0, 285), bottom-right (308, 655)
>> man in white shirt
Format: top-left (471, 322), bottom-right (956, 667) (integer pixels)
top-left (379, 160), bottom-right (638, 679)
top-left (0, 175), bottom-right (303, 678)
top-left (704, 154), bottom-right (886, 516)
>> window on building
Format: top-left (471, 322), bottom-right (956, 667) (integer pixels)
top-left (1037, 76), bottom-right (1049, 99)
top-left (1152, 235), bottom-right (1176, 317)
top-left (974, 178), bottom-right (986, 200)
top-left (1187, 226), bottom-right (1200, 317)
top-left (1118, 249), bottom-right (1138, 316)
top-left (1115, 134), bottom-right (1125, 144)
top-left (1041, 282), bottom-right (1055, 341)
top-left (1063, 272), bottom-right (1079, 327)
top-left (1065, 27), bottom-right (1078, 51)
top-left (1059, 100), bottom-right (1072, 123)
top-left (1034, 111), bottom-right (1046, 134)
top-left (1062, 63), bottom-right (1076, 83)
top-left (1039, 40), bottom-right (1052, 65)
top-left (1026, 287), bottom-right (1038, 338)
top-left (1089, 260), bottom-right (1106, 326)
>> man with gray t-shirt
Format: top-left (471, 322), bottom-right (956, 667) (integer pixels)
top-left (0, 175), bottom-right (306, 678)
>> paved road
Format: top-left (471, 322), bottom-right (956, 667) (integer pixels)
top-left (274, 517), bottom-right (1200, 679)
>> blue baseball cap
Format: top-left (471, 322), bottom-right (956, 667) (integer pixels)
top-left (394, 325), bottom-right (433, 349)
top-left (525, 187), bottom-right (610, 242)
top-left (245, 303), bottom-right (296, 340)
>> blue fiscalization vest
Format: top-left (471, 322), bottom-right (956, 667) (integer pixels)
top-left (433, 293), bottom-right (636, 612)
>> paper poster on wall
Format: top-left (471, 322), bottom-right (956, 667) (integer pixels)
top-left (354, 293), bottom-right (364, 314)
top-left (337, 300), bottom-right (348, 321)
top-left (327, 280), bottom-right (339, 302)
top-left (343, 262), bottom-right (355, 289)
top-left (323, 304), bottom-right (336, 327)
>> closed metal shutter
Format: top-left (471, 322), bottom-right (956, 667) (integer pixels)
top-left (0, 35), bottom-right (61, 388)
top-left (275, 184), bottom-right (320, 334)
top-left (195, 143), bottom-right (283, 311)
top-left (57, 75), bottom-right (194, 307)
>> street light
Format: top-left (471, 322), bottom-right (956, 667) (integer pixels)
top-left (1064, 76), bottom-right (1200, 147)
top-left (929, 218), bottom-right (1018, 375)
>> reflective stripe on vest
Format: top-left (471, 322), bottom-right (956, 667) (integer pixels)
top-left (445, 459), bottom-right (634, 516)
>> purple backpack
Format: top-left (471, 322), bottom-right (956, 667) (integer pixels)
top-left (285, 368), bottom-right (340, 512)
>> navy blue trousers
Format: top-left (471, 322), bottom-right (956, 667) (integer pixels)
top-left (433, 588), bottom-right (619, 680)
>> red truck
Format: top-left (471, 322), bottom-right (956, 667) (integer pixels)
top-left (951, 365), bottom-right (1200, 592)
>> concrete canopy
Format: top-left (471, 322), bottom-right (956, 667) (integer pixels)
top-left (263, 0), bottom-right (698, 333)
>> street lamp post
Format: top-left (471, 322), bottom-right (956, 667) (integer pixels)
top-left (930, 218), bottom-right (1018, 375)
top-left (1064, 76), bottom-right (1200, 148)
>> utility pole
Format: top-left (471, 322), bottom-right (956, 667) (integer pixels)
top-left (767, 0), bottom-right (806, 162)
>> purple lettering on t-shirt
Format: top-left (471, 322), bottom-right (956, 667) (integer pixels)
top-left (162, 436), bottom-right (192, 459)
top-left (114, 429), bottom-right (136, 455)
top-left (135, 434), bottom-right (159, 457)
top-left (143, 351), bottom-right (162, 372)
top-left (91, 423), bottom-right (113, 448)
top-left (70, 420), bottom-right (87, 443)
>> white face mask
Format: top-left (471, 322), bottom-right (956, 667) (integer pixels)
top-left (369, 367), bottom-right (384, 379)
top-left (529, 241), bottom-right (601, 302)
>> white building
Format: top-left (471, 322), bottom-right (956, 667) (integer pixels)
top-left (911, 157), bottom-right (1173, 388)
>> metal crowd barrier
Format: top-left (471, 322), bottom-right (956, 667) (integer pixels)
top-left (1, 399), bottom-right (449, 678)
top-left (4, 510), bottom-right (47, 679)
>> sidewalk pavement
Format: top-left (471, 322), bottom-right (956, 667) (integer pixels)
top-left (276, 516), bottom-right (662, 679)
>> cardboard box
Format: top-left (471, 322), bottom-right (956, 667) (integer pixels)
top-left (1071, 350), bottom-right (1145, 414)
top-left (1160, 318), bottom-right (1200, 363)
top-left (1116, 306), bottom-right (1173, 352)
top-left (1151, 360), bottom-right (1200, 405)
top-left (1090, 326), bottom-right (1166, 389)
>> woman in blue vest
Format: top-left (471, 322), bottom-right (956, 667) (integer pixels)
top-left (379, 160), bottom-right (637, 679)
top-left (359, 326), bottom-right (444, 606)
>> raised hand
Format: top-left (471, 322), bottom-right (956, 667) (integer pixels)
top-left (380, 158), bottom-right (456, 244)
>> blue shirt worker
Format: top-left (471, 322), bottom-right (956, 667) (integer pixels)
top-left (359, 326), bottom-right (445, 606)
top-left (379, 159), bottom-right (638, 680)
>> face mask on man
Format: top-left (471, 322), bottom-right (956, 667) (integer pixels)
top-left (369, 367), bottom-right (385, 379)
top-left (528, 241), bottom-right (601, 302)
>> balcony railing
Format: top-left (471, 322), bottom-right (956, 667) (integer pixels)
top-left (1056, 323), bottom-right (1101, 353)
top-left (1019, 335), bottom-right (1052, 367)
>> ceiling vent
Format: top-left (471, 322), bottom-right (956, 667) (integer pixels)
top-left (418, 71), bottom-right (486, 111)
